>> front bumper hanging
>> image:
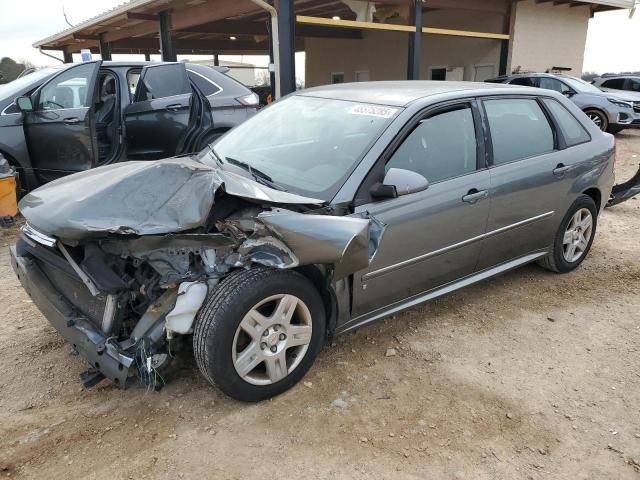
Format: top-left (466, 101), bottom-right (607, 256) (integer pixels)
top-left (607, 164), bottom-right (640, 207)
top-left (10, 247), bottom-right (134, 387)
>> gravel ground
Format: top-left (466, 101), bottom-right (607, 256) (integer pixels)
top-left (0, 130), bottom-right (639, 480)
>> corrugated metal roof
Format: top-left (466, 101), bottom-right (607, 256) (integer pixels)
top-left (32, 0), bottom-right (159, 48)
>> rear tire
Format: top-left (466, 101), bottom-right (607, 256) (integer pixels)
top-left (538, 195), bottom-right (598, 273)
top-left (193, 267), bottom-right (325, 402)
top-left (584, 109), bottom-right (608, 132)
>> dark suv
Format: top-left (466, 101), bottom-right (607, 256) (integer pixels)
top-left (0, 61), bottom-right (258, 193)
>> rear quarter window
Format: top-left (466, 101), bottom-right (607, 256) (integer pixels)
top-left (483, 98), bottom-right (555, 165)
top-left (187, 68), bottom-right (222, 96)
top-left (543, 98), bottom-right (590, 147)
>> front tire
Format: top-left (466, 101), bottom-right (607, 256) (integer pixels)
top-left (584, 109), bottom-right (608, 132)
top-left (538, 194), bottom-right (598, 273)
top-left (193, 267), bottom-right (326, 402)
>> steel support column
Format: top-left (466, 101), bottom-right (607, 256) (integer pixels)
top-left (63, 50), bottom-right (73, 63)
top-left (144, 53), bottom-right (151, 61)
top-left (498, 5), bottom-right (512, 75)
top-left (159, 10), bottom-right (177, 62)
top-left (99, 34), bottom-right (112, 61)
top-left (407, 0), bottom-right (422, 80)
top-left (276, 0), bottom-right (296, 96)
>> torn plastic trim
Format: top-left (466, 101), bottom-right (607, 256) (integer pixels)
top-left (607, 163), bottom-right (640, 207)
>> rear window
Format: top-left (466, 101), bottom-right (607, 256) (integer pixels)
top-left (135, 64), bottom-right (190, 101)
top-left (543, 98), bottom-right (590, 147)
top-left (484, 98), bottom-right (554, 165)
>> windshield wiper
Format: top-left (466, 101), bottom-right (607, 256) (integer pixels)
top-left (224, 157), bottom-right (287, 191)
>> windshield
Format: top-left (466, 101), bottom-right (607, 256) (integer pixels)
top-left (562, 76), bottom-right (603, 94)
top-left (199, 95), bottom-right (399, 200)
top-left (0, 66), bottom-right (63, 101)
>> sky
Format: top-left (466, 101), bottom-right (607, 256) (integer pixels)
top-left (0, 0), bottom-right (639, 77)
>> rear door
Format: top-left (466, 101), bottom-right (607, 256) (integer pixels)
top-left (22, 61), bottom-right (101, 184)
top-left (123, 63), bottom-right (193, 160)
top-left (476, 96), bottom-right (582, 270)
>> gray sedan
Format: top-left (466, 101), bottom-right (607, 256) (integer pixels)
top-left (11, 81), bottom-right (614, 401)
top-left (486, 73), bottom-right (640, 133)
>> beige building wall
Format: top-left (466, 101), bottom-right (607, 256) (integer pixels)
top-left (508, 0), bottom-right (591, 76)
top-left (305, 8), bottom-right (505, 87)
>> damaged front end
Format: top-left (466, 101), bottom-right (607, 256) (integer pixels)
top-left (607, 163), bottom-right (640, 207)
top-left (11, 158), bottom-right (384, 389)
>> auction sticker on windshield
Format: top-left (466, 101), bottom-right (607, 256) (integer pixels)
top-left (348, 104), bottom-right (398, 119)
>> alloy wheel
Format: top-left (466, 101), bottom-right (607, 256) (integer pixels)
top-left (562, 208), bottom-right (593, 263)
top-left (232, 294), bottom-right (313, 386)
top-left (586, 112), bottom-right (603, 130)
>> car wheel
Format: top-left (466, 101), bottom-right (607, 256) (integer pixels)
top-left (538, 194), bottom-right (598, 273)
top-left (193, 267), bottom-right (326, 402)
top-left (584, 109), bottom-right (608, 132)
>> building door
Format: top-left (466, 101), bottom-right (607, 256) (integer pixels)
top-left (474, 65), bottom-right (495, 82)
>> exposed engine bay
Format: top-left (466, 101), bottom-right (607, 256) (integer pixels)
top-left (11, 158), bottom-right (385, 390)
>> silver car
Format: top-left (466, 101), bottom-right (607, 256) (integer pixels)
top-left (11, 81), bottom-right (615, 401)
top-left (486, 73), bottom-right (640, 133)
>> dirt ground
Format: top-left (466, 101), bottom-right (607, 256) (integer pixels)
top-left (1, 131), bottom-right (639, 480)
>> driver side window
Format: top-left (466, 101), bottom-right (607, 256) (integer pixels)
top-left (385, 105), bottom-right (478, 184)
top-left (36, 63), bottom-right (94, 111)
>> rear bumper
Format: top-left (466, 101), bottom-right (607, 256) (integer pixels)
top-left (10, 246), bottom-right (133, 387)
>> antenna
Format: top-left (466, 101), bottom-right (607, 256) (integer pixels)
top-left (62, 5), bottom-right (74, 27)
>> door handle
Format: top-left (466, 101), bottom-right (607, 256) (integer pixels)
top-left (63, 117), bottom-right (81, 124)
top-left (553, 163), bottom-right (571, 176)
top-left (462, 189), bottom-right (488, 204)
top-left (165, 104), bottom-right (182, 112)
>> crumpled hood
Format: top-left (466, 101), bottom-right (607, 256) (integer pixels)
top-left (19, 157), bottom-right (323, 239)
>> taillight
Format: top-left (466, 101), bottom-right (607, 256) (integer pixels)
top-left (236, 93), bottom-right (259, 106)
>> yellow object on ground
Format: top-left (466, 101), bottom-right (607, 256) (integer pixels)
top-left (0, 175), bottom-right (18, 217)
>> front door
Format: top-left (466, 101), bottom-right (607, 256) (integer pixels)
top-left (123, 63), bottom-right (193, 160)
top-left (351, 102), bottom-right (491, 320)
top-left (22, 61), bottom-right (101, 184)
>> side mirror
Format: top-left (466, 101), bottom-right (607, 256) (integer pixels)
top-left (384, 167), bottom-right (429, 196)
top-left (563, 90), bottom-right (576, 98)
top-left (16, 96), bottom-right (33, 112)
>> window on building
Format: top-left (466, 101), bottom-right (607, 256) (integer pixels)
top-left (543, 98), bottom-right (590, 147)
top-left (430, 68), bottom-right (446, 81)
top-left (484, 98), bottom-right (554, 165)
top-left (330, 72), bottom-right (344, 84)
top-left (386, 105), bottom-right (477, 184)
top-left (601, 78), bottom-right (625, 89)
top-left (354, 70), bottom-right (370, 82)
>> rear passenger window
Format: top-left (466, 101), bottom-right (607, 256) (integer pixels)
top-left (543, 98), bottom-right (590, 147)
top-left (484, 99), bottom-right (554, 165)
top-left (602, 78), bottom-right (625, 89)
top-left (135, 64), bottom-right (191, 101)
top-left (386, 105), bottom-right (477, 184)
